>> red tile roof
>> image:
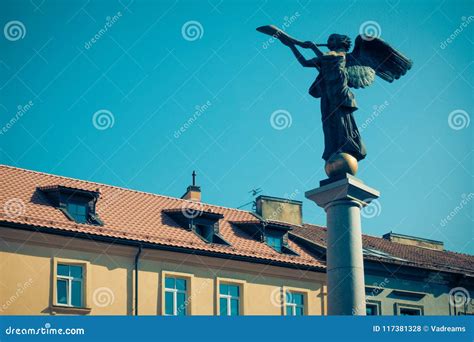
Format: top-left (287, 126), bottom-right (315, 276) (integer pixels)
top-left (0, 165), bottom-right (323, 270)
top-left (1, 165), bottom-right (472, 276)
top-left (290, 224), bottom-right (474, 276)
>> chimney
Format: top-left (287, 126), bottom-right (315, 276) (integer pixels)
top-left (255, 195), bottom-right (302, 226)
top-left (181, 171), bottom-right (201, 202)
top-left (383, 232), bottom-right (444, 251)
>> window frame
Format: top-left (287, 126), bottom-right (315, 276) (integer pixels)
top-left (66, 200), bottom-right (89, 224)
top-left (219, 283), bottom-right (241, 316)
top-left (161, 271), bottom-right (194, 316)
top-left (366, 300), bottom-right (382, 316)
top-left (394, 303), bottom-right (424, 316)
top-left (282, 286), bottom-right (309, 316)
top-left (216, 278), bottom-right (246, 316)
top-left (266, 230), bottom-right (284, 252)
top-left (51, 258), bottom-right (90, 312)
top-left (164, 277), bottom-right (187, 316)
top-left (56, 264), bottom-right (83, 307)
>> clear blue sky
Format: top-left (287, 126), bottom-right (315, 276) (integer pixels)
top-left (1, 0), bottom-right (472, 253)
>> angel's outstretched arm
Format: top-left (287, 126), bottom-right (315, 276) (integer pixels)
top-left (287, 44), bottom-right (319, 69)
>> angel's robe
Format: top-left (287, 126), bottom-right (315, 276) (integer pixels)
top-left (309, 54), bottom-right (367, 162)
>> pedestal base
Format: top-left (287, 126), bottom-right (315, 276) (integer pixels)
top-left (305, 175), bottom-right (379, 315)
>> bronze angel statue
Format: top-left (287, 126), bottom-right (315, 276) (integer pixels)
top-left (257, 25), bottom-right (412, 177)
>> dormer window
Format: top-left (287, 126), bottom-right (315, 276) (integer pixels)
top-left (195, 224), bottom-right (214, 243)
top-left (164, 208), bottom-right (230, 246)
top-left (266, 230), bottom-right (283, 252)
top-left (38, 185), bottom-right (103, 226)
top-left (231, 220), bottom-right (299, 255)
top-left (66, 201), bottom-right (88, 224)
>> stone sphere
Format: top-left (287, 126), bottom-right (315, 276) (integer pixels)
top-left (325, 152), bottom-right (358, 178)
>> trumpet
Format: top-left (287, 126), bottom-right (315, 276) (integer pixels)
top-left (257, 25), bottom-right (327, 47)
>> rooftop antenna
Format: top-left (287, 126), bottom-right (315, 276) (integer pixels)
top-left (249, 187), bottom-right (262, 197)
top-left (237, 187), bottom-right (263, 210)
top-left (192, 170), bottom-right (196, 186)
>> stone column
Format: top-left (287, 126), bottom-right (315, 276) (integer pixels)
top-left (305, 174), bottom-right (379, 315)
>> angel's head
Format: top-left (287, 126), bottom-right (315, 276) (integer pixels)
top-left (327, 34), bottom-right (351, 53)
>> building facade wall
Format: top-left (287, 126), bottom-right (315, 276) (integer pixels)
top-left (0, 226), bottom-right (326, 316)
top-left (365, 273), bottom-right (474, 316)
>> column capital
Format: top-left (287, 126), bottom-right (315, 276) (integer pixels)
top-left (305, 174), bottom-right (380, 209)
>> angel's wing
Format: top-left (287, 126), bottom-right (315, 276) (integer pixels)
top-left (346, 65), bottom-right (376, 89)
top-left (346, 35), bottom-right (413, 88)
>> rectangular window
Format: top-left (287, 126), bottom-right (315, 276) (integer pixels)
top-left (56, 264), bottom-right (83, 307)
top-left (366, 303), bottom-right (379, 315)
top-left (266, 231), bottom-right (283, 252)
top-left (399, 307), bottom-right (421, 315)
top-left (164, 277), bottom-right (187, 316)
top-left (66, 201), bottom-right (88, 223)
top-left (219, 283), bottom-right (240, 316)
top-left (285, 291), bottom-right (304, 316)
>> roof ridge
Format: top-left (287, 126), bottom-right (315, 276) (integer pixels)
top-left (0, 164), bottom-right (253, 215)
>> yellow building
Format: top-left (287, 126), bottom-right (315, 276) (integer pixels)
top-left (0, 165), bottom-right (326, 316)
top-left (1, 165), bottom-right (473, 316)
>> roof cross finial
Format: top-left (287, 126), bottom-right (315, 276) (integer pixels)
top-left (192, 170), bottom-right (196, 186)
